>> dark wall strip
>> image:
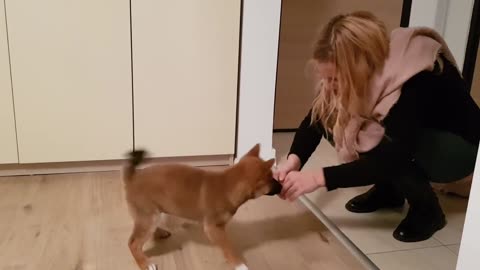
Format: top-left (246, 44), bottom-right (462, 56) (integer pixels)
top-left (462, 0), bottom-right (480, 92)
top-left (272, 0), bottom-right (284, 132)
top-left (273, 128), bottom-right (297, 133)
top-left (400, 0), bottom-right (412, 27)
top-left (234, 0), bottom-right (244, 159)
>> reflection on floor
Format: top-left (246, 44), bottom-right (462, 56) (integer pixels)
top-left (274, 132), bottom-right (467, 270)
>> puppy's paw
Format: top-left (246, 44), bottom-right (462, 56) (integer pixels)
top-left (146, 264), bottom-right (158, 270)
top-left (235, 264), bottom-right (249, 270)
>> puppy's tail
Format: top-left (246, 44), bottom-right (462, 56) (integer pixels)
top-left (123, 149), bottom-right (147, 182)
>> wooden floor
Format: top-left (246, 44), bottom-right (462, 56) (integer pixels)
top-left (0, 171), bottom-right (365, 270)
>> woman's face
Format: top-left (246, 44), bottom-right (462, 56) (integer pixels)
top-left (316, 61), bottom-right (336, 80)
top-left (316, 62), bottom-right (336, 82)
top-left (314, 61), bottom-right (338, 95)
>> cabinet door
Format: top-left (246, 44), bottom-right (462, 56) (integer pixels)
top-left (6, 0), bottom-right (132, 163)
top-left (132, 0), bottom-right (240, 157)
top-left (0, 1), bottom-right (18, 164)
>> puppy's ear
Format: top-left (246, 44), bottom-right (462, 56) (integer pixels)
top-left (244, 143), bottom-right (260, 158)
top-left (264, 158), bottom-right (275, 169)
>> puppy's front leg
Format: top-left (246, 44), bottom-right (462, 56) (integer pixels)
top-left (203, 221), bottom-right (247, 270)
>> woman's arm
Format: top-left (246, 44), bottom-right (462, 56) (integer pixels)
top-left (288, 110), bottom-right (325, 168)
top-left (323, 138), bottom-right (415, 191)
top-left (280, 77), bottom-right (424, 200)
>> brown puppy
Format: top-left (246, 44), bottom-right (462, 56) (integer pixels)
top-left (123, 144), bottom-right (280, 270)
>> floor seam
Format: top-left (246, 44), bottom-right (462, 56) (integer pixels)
top-left (444, 244), bottom-right (460, 256)
top-left (365, 244), bottom-right (445, 256)
top-left (438, 241), bottom-right (462, 246)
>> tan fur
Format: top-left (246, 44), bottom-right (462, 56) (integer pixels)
top-left (123, 144), bottom-right (276, 270)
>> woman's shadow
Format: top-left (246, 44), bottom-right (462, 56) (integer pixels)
top-left (145, 212), bottom-right (329, 257)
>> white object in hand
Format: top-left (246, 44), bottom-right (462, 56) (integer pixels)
top-left (235, 264), bottom-right (249, 270)
top-left (147, 264), bottom-right (157, 270)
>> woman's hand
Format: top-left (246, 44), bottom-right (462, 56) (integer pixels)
top-left (273, 154), bottom-right (302, 182)
top-left (280, 170), bottom-right (326, 201)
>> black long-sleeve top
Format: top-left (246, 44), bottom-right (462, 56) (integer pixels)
top-left (288, 57), bottom-right (480, 191)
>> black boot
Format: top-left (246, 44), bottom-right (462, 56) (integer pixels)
top-left (392, 165), bottom-right (447, 242)
top-left (346, 184), bottom-right (405, 213)
top-left (393, 203), bottom-right (446, 242)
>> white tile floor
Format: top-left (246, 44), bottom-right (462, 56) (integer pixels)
top-left (273, 132), bottom-right (468, 270)
top-left (368, 246), bottom-right (458, 270)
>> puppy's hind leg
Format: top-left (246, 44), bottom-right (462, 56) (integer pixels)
top-left (128, 213), bottom-right (158, 270)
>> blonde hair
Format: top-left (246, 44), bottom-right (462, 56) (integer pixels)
top-left (309, 11), bottom-right (389, 150)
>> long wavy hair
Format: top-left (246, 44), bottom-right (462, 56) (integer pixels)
top-left (308, 11), bottom-right (389, 150)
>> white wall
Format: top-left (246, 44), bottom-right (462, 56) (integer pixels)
top-left (410, 0), bottom-right (449, 34)
top-left (236, 0), bottom-right (281, 161)
top-left (410, 0), bottom-right (474, 69)
top-left (443, 0), bottom-right (474, 68)
top-left (457, 147), bottom-right (480, 270)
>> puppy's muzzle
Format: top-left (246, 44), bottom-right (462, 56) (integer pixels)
top-left (266, 179), bottom-right (282, 196)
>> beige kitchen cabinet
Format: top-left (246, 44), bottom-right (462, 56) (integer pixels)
top-left (132, 0), bottom-right (240, 157)
top-left (6, 0), bottom-right (133, 163)
top-left (0, 1), bottom-right (18, 164)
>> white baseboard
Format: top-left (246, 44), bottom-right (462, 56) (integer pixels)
top-left (0, 155), bottom-right (233, 177)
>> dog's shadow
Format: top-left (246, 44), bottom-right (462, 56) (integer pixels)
top-left (144, 212), bottom-right (328, 257)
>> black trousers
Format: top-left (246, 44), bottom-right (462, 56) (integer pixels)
top-left (375, 58), bottom-right (479, 208)
top-left (374, 160), bottom-right (438, 211)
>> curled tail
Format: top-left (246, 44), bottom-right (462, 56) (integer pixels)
top-left (123, 149), bottom-right (147, 182)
